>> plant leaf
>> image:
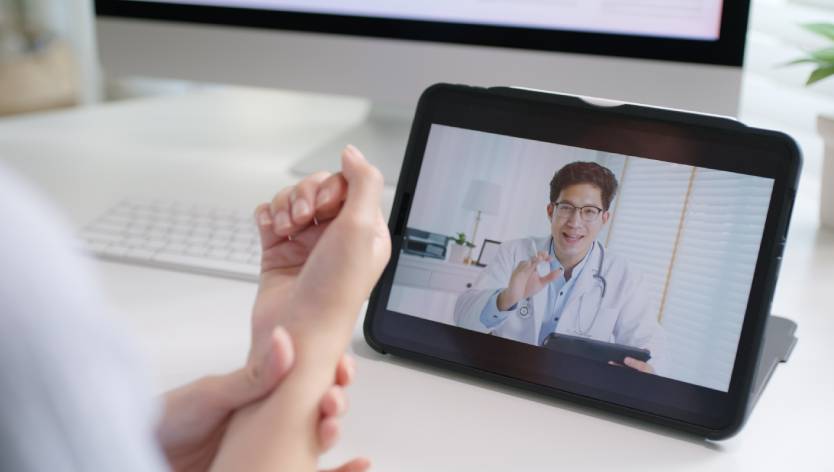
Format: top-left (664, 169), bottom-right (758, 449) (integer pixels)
top-left (803, 23), bottom-right (834, 41)
top-left (807, 65), bottom-right (834, 85)
top-left (810, 46), bottom-right (834, 64)
top-left (784, 57), bottom-right (821, 66)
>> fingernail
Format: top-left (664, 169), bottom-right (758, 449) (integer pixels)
top-left (293, 199), bottom-right (311, 219)
top-left (257, 209), bottom-right (272, 227)
top-left (274, 210), bottom-right (291, 230)
top-left (345, 144), bottom-right (364, 162)
top-left (315, 188), bottom-right (332, 208)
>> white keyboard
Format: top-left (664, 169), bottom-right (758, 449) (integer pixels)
top-left (79, 199), bottom-right (261, 282)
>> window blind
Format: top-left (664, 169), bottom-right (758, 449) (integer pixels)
top-left (606, 158), bottom-right (692, 330)
top-left (661, 169), bottom-right (773, 390)
top-left (607, 161), bottom-right (772, 390)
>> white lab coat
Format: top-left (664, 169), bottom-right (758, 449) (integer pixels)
top-left (454, 236), bottom-right (666, 372)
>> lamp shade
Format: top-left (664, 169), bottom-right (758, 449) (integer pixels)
top-left (462, 179), bottom-right (502, 214)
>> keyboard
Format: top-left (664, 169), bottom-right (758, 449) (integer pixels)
top-left (79, 199), bottom-right (261, 282)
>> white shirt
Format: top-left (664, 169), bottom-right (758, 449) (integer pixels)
top-left (0, 165), bottom-right (167, 471)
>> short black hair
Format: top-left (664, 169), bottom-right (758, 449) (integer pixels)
top-left (549, 162), bottom-right (618, 210)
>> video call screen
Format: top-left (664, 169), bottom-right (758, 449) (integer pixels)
top-left (387, 124), bottom-right (774, 392)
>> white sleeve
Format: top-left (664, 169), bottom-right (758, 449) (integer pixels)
top-left (0, 167), bottom-right (168, 472)
top-left (453, 240), bottom-right (520, 331)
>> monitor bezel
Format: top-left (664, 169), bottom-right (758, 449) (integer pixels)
top-left (95, 0), bottom-right (750, 66)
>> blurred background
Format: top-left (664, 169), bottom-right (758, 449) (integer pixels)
top-left (0, 0), bottom-right (97, 115)
top-left (2, 1), bottom-right (834, 115)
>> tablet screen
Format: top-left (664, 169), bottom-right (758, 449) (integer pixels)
top-left (386, 123), bottom-right (774, 393)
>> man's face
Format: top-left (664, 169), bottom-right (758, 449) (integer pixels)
top-left (547, 183), bottom-right (610, 263)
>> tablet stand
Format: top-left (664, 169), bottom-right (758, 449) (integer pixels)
top-left (748, 315), bottom-right (797, 414)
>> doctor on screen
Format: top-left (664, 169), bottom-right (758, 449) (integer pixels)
top-left (454, 161), bottom-right (665, 374)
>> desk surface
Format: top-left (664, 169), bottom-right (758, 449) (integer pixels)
top-left (2, 64), bottom-right (834, 472)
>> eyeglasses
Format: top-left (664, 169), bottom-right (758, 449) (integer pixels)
top-left (552, 201), bottom-right (604, 222)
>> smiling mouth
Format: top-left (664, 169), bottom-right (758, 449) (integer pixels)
top-left (562, 232), bottom-right (584, 243)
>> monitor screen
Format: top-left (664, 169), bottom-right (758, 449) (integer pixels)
top-left (132, 0), bottom-right (725, 41)
top-left (387, 123), bottom-right (773, 393)
top-left (104, 0), bottom-right (748, 67)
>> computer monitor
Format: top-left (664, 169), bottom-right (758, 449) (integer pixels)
top-left (95, 1), bottom-right (750, 182)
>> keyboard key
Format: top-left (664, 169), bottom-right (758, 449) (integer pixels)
top-left (125, 236), bottom-right (147, 248)
top-left (159, 242), bottom-right (187, 254)
top-left (228, 251), bottom-right (251, 263)
top-left (126, 225), bottom-right (149, 236)
top-left (145, 239), bottom-right (167, 249)
top-left (206, 247), bottom-right (230, 260)
top-left (229, 241), bottom-right (252, 252)
top-left (126, 248), bottom-right (157, 259)
top-left (184, 245), bottom-right (209, 256)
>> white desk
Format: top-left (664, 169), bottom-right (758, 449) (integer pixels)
top-left (2, 63), bottom-right (834, 472)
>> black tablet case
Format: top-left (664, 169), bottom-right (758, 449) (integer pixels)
top-left (364, 84), bottom-right (801, 440)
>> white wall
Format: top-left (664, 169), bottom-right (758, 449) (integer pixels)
top-left (408, 124), bottom-right (610, 246)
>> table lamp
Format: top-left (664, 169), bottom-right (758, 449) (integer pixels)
top-left (462, 179), bottom-right (502, 264)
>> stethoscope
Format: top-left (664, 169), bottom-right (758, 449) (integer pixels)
top-left (518, 238), bottom-right (608, 338)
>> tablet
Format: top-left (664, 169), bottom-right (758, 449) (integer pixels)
top-left (364, 84), bottom-right (800, 439)
top-left (541, 333), bottom-right (651, 364)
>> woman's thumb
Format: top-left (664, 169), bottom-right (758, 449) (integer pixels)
top-left (225, 326), bottom-right (295, 408)
top-left (339, 145), bottom-right (384, 218)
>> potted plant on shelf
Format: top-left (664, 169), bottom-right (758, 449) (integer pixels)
top-left (791, 23), bottom-right (834, 228)
top-left (448, 232), bottom-right (475, 264)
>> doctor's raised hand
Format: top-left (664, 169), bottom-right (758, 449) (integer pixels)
top-left (210, 145), bottom-right (391, 472)
top-left (496, 252), bottom-right (563, 311)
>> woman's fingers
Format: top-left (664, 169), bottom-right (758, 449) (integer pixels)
top-left (320, 385), bottom-right (347, 418)
top-left (317, 416), bottom-right (341, 452)
top-left (269, 172), bottom-right (330, 237)
top-left (268, 186), bottom-right (295, 237)
top-left (217, 326), bottom-right (295, 411)
top-left (335, 354), bottom-right (355, 387)
top-left (290, 171), bottom-right (332, 228)
top-left (315, 172), bottom-right (348, 222)
top-left (254, 203), bottom-right (280, 252)
top-left (339, 145), bottom-right (385, 225)
top-left (251, 326), bottom-right (296, 392)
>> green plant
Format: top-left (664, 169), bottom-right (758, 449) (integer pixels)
top-left (452, 232), bottom-right (475, 248)
top-left (791, 23), bottom-right (834, 85)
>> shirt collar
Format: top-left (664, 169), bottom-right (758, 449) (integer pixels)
top-left (550, 239), bottom-right (596, 281)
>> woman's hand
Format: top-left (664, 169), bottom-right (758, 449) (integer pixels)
top-left (207, 145), bottom-right (389, 472)
top-left (158, 326), bottom-right (363, 472)
top-left (249, 144), bottom-right (390, 360)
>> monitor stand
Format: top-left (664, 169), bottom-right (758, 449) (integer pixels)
top-left (748, 315), bottom-right (797, 414)
top-left (290, 102), bottom-right (411, 186)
